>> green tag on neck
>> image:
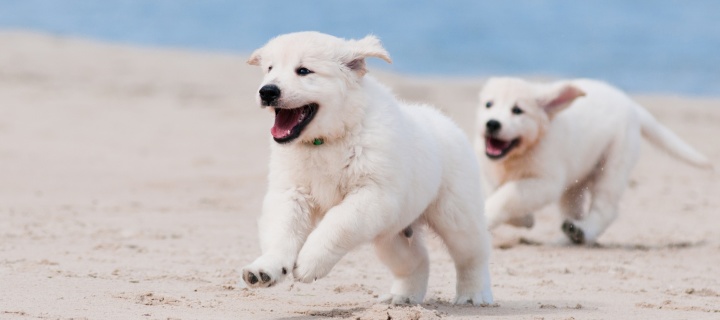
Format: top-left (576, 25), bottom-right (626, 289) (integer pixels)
top-left (312, 138), bottom-right (324, 146)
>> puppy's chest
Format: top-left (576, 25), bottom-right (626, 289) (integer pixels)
top-left (295, 145), bottom-right (365, 212)
top-left (486, 157), bottom-right (538, 190)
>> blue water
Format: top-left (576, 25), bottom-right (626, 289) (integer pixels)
top-left (1, 0), bottom-right (719, 96)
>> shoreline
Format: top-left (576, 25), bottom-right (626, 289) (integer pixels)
top-left (3, 29), bottom-right (719, 98)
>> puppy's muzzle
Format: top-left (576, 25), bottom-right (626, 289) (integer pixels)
top-left (486, 119), bottom-right (502, 135)
top-left (259, 84), bottom-right (281, 106)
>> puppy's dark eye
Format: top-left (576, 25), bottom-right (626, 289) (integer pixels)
top-left (268, 66), bottom-right (273, 72)
top-left (296, 67), bottom-right (313, 76)
top-left (485, 101), bottom-right (493, 108)
top-left (512, 105), bottom-right (524, 115)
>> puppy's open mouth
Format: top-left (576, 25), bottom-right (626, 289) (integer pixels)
top-left (485, 136), bottom-right (520, 160)
top-left (271, 103), bottom-right (318, 143)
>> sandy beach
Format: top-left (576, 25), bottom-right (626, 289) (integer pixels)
top-left (1, 32), bottom-right (719, 319)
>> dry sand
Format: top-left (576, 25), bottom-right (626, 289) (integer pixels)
top-left (1, 32), bottom-right (719, 319)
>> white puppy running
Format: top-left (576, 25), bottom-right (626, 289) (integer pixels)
top-left (475, 77), bottom-right (712, 244)
top-left (241, 32), bottom-right (493, 305)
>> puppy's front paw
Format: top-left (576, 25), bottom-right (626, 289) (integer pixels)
top-left (378, 294), bottom-right (421, 305)
top-left (454, 289), bottom-right (494, 306)
top-left (241, 255), bottom-right (289, 288)
top-left (561, 220), bottom-right (585, 244)
top-left (293, 245), bottom-right (342, 283)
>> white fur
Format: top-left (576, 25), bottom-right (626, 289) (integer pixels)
top-left (241, 32), bottom-right (493, 305)
top-left (476, 77), bottom-right (712, 244)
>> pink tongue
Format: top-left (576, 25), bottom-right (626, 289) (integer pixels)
top-left (271, 108), bottom-right (303, 138)
top-left (486, 137), bottom-right (510, 156)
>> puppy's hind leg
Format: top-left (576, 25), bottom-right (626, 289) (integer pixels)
top-left (427, 194), bottom-right (493, 305)
top-left (562, 177), bottom-right (624, 245)
top-left (563, 136), bottom-right (639, 244)
top-left (374, 223), bottom-right (429, 305)
top-left (559, 179), bottom-right (590, 221)
top-left (559, 178), bottom-right (593, 244)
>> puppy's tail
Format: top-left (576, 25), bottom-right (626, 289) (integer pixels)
top-left (635, 105), bottom-right (713, 170)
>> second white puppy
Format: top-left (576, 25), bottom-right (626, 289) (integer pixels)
top-left (241, 32), bottom-right (493, 305)
top-left (476, 77), bottom-right (712, 244)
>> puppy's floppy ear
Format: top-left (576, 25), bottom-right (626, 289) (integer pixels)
top-left (345, 35), bottom-right (392, 77)
top-left (247, 48), bottom-right (262, 66)
top-left (539, 83), bottom-right (585, 117)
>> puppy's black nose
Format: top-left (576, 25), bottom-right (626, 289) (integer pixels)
top-left (486, 119), bottom-right (502, 134)
top-left (259, 84), bottom-right (281, 104)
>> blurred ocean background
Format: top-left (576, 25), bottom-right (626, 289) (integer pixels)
top-left (0, 0), bottom-right (718, 96)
